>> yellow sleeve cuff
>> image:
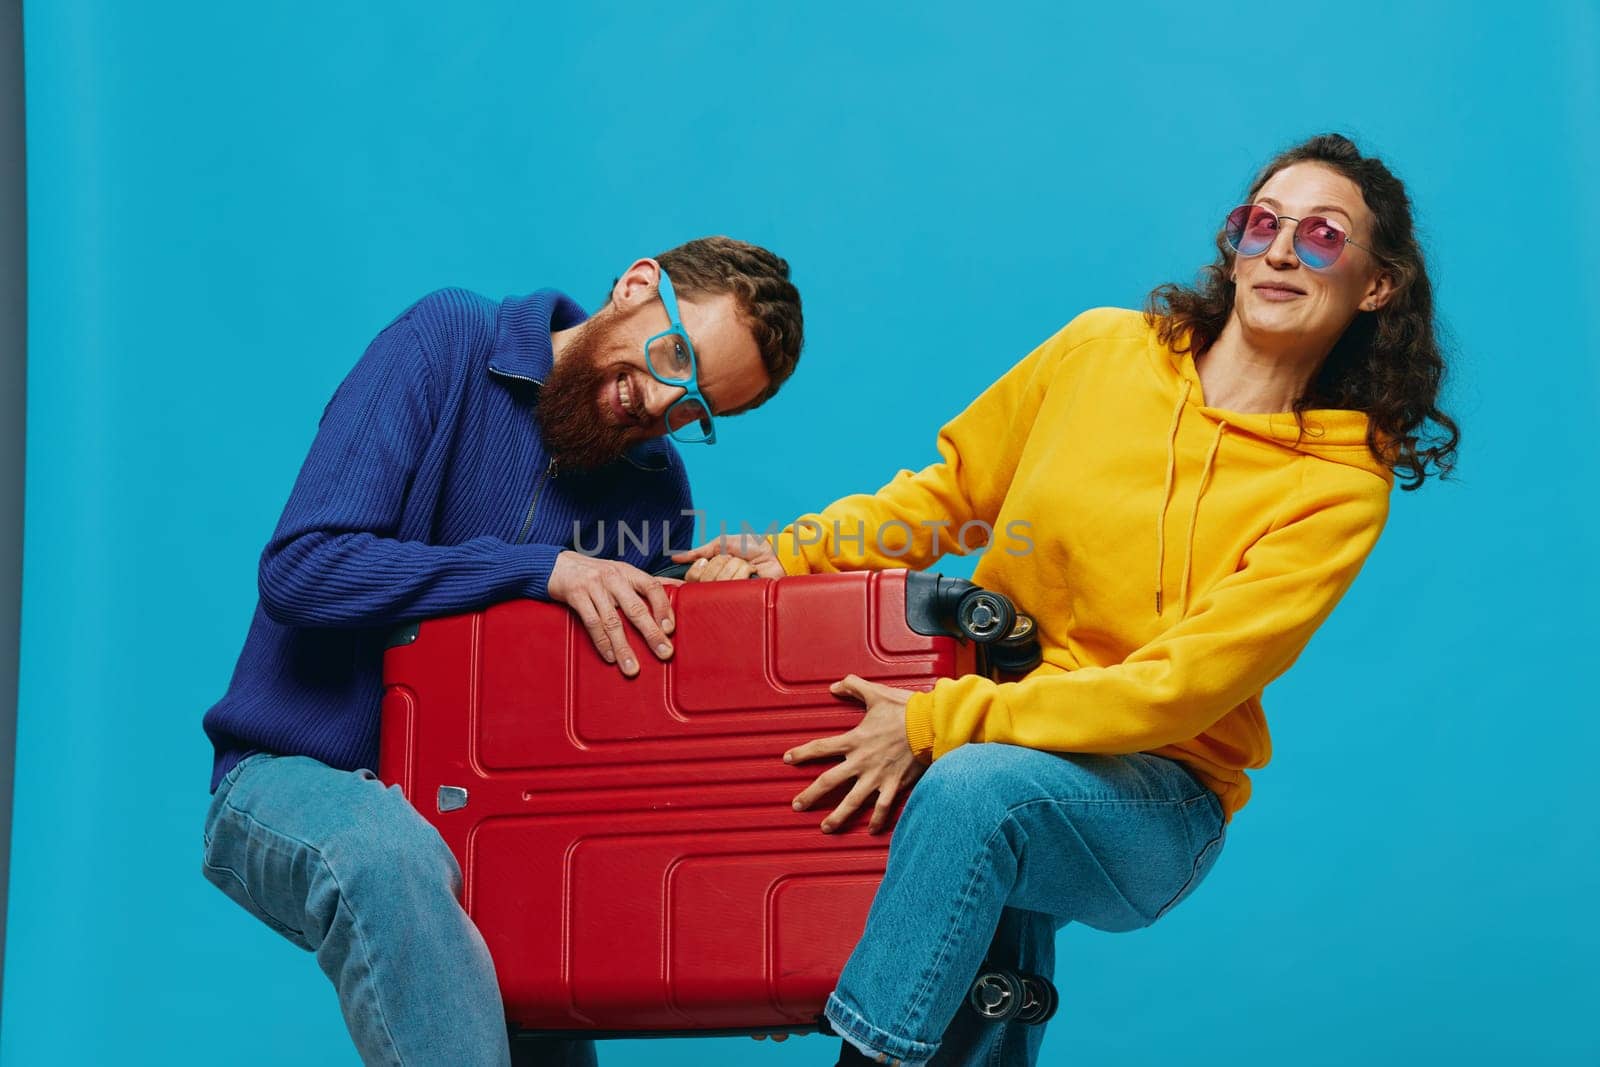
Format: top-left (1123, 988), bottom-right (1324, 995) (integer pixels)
top-left (904, 689), bottom-right (937, 763)
top-left (765, 532), bottom-right (811, 576)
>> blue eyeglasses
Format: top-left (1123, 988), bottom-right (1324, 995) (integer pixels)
top-left (644, 270), bottom-right (716, 445)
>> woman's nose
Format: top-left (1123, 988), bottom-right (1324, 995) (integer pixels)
top-left (1265, 224), bottom-right (1300, 267)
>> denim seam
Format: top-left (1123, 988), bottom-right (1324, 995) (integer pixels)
top-left (987, 1020), bottom-right (1008, 1067)
top-left (218, 795), bottom-right (407, 1067)
top-left (1153, 821), bottom-right (1226, 922)
top-left (201, 855), bottom-right (306, 940)
top-left (1148, 797), bottom-right (1199, 922)
top-left (892, 819), bottom-right (998, 1053)
top-left (1002, 795), bottom-right (1165, 924)
top-left (203, 784), bottom-right (309, 941)
top-left (828, 991), bottom-right (926, 1066)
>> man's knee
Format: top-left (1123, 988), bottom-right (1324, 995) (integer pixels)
top-left (233, 764), bottom-right (463, 942)
top-left (202, 755), bottom-right (463, 952)
top-left (313, 778), bottom-right (462, 913)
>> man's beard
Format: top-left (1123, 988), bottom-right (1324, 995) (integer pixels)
top-left (536, 309), bottom-right (639, 471)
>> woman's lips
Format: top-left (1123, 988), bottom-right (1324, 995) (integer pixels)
top-left (1254, 285), bottom-right (1304, 301)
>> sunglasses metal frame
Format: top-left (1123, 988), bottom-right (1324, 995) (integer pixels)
top-left (1224, 204), bottom-right (1374, 270)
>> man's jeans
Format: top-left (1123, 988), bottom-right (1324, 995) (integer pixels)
top-left (826, 743), bottom-right (1228, 1067)
top-left (200, 752), bottom-right (597, 1067)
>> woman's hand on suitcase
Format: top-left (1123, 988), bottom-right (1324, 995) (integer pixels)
top-left (671, 534), bottom-right (787, 580)
top-left (683, 553), bottom-right (758, 581)
top-left (785, 674), bottom-right (926, 835)
top-left (547, 551), bottom-right (676, 677)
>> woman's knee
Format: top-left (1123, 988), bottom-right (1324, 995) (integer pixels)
top-left (903, 744), bottom-right (1139, 850)
top-left (902, 743), bottom-right (1052, 839)
top-left (911, 743), bottom-right (1057, 807)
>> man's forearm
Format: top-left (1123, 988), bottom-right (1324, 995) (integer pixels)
top-left (257, 530), bottom-right (563, 628)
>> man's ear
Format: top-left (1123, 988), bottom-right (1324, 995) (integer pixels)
top-left (609, 258), bottom-right (662, 312)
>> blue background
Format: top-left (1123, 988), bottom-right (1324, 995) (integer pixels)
top-left (6, 1), bottom-right (1597, 1064)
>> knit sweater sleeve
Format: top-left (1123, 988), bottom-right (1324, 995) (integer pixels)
top-left (257, 293), bottom-right (563, 628)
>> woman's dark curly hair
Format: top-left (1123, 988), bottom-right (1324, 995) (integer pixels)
top-left (1144, 133), bottom-right (1459, 490)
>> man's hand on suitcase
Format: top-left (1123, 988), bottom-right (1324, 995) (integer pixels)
top-left (671, 534), bottom-right (787, 581)
top-left (547, 551), bottom-right (676, 677)
top-left (785, 674), bottom-right (927, 835)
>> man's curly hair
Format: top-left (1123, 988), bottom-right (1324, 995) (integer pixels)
top-left (651, 235), bottom-right (804, 414)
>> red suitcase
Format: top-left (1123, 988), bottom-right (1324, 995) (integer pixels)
top-left (378, 568), bottom-right (1033, 1036)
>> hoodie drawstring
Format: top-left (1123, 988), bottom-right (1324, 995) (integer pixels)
top-left (1155, 382), bottom-right (1188, 616)
top-left (1156, 379), bottom-right (1228, 616)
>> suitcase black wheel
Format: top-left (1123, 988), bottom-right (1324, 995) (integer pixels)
top-left (954, 589), bottom-right (1016, 644)
top-left (967, 967), bottom-right (1059, 1025)
top-left (904, 573), bottom-right (1027, 647)
top-left (967, 968), bottom-right (1025, 1021)
top-left (984, 613), bottom-right (1043, 675)
top-left (1015, 971), bottom-right (1059, 1025)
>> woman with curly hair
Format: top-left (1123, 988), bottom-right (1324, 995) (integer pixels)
top-left (677, 132), bottom-right (1459, 1066)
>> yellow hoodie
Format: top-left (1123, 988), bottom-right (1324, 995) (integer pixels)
top-left (768, 307), bottom-right (1394, 822)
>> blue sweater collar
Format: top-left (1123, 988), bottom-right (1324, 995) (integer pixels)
top-left (489, 288), bottom-right (590, 385)
top-left (490, 288), bottom-right (677, 472)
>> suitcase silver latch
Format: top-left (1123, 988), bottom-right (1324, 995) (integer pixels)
top-left (437, 785), bottom-right (469, 813)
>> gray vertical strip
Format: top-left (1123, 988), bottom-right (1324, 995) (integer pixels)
top-left (0, 0), bottom-right (25, 1015)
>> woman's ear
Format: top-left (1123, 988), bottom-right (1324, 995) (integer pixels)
top-left (1364, 269), bottom-right (1397, 312)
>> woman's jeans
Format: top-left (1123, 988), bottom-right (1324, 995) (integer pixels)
top-left (826, 743), bottom-right (1228, 1067)
top-left (200, 752), bottom-right (597, 1067)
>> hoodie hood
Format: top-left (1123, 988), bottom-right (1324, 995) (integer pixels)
top-left (1147, 325), bottom-right (1393, 616)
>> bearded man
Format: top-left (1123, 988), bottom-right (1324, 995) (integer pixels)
top-left (199, 237), bottom-right (804, 1066)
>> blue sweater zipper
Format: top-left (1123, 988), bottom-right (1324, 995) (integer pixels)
top-left (515, 458), bottom-right (558, 545)
top-left (489, 364), bottom-right (559, 548)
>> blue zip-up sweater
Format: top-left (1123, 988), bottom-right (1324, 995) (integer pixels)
top-left (202, 288), bottom-right (697, 792)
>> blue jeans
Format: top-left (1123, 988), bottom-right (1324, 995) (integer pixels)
top-left (200, 752), bottom-right (597, 1067)
top-left (826, 743), bottom-right (1228, 1067)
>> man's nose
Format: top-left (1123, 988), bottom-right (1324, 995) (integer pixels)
top-left (641, 376), bottom-right (686, 418)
